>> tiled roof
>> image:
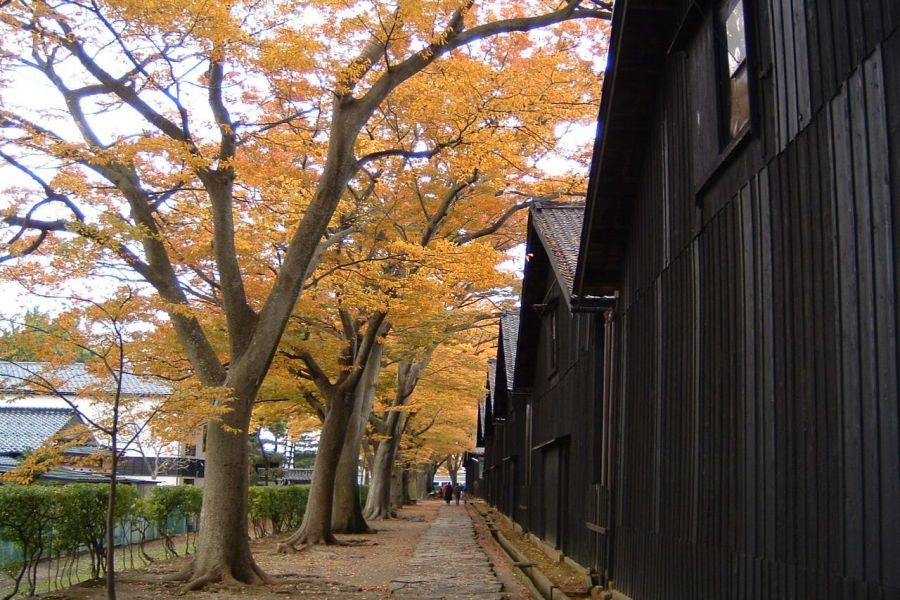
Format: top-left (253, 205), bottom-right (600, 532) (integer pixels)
top-left (281, 468), bottom-right (314, 483)
top-left (500, 312), bottom-right (520, 390)
top-left (0, 362), bottom-right (171, 396)
top-left (0, 406), bottom-right (86, 455)
top-left (481, 358), bottom-right (497, 432)
top-left (531, 203), bottom-right (585, 298)
top-left (0, 458), bottom-right (110, 483)
top-left (65, 445), bottom-right (109, 456)
top-left (35, 469), bottom-right (111, 483)
top-left (487, 358), bottom-right (497, 402)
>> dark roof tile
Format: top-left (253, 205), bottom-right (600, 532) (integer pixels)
top-left (500, 312), bottom-right (519, 390)
top-left (0, 406), bottom-right (85, 455)
top-left (531, 203), bottom-right (584, 298)
top-left (0, 362), bottom-right (170, 396)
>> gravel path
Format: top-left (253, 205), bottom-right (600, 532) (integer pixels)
top-left (390, 503), bottom-right (507, 599)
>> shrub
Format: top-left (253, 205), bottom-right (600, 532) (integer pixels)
top-left (54, 484), bottom-right (115, 579)
top-left (248, 485), bottom-right (309, 537)
top-left (143, 485), bottom-right (203, 557)
top-left (0, 482), bottom-right (199, 595)
top-left (359, 484), bottom-right (369, 508)
top-left (0, 485), bottom-right (55, 598)
top-left (0, 482), bottom-right (141, 596)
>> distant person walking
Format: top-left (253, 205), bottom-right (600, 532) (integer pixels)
top-left (453, 483), bottom-right (461, 505)
top-left (442, 482), bottom-right (452, 504)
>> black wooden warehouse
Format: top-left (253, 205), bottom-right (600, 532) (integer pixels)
top-left (479, 0), bottom-right (900, 598)
top-left (512, 202), bottom-right (609, 575)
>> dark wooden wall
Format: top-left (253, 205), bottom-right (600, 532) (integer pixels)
top-left (607, 0), bottom-right (900, 597)
top-left (518, 267), bottom-right (607, 577)
top-left (484, 323), bottom-right (516, 514)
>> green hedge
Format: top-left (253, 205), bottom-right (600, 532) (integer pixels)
top-left (0, 483), bottom-right (199, 598)
top-left (247, 484), bottom-right (370, 537)
top-left (0, 483), bottom-right (141, 597)
top-left (137, 485), bottom-right (202, 558)
top-left (1, 482), bottom-right (372, 595)
top-left (248, 485), bottom-right (309, 536)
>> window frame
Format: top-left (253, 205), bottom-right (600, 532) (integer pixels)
top-left (716, 0), bottom-right (751, 146)
top-left (691, 0), bottom-right (757, 198)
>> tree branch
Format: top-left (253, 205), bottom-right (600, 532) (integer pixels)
top-left (197, 55), bottom-right (259, 354)
top-left (338, 312), bottom-right (387, 393)
top-left (282, 349), bottom-right (336, 397)
top-left (355, 140), bottom-right (454, 169)
top-left (420, 170), bottom-right (479, 246)
top-left (51, 17), bottom-right (195, 146)
top-left (360, 1), bottom-right (610, 112)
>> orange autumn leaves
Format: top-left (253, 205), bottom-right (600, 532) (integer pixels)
top-left (0, 0), bottom-right (608, 454)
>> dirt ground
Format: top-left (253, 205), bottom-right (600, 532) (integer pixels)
top-left (42, 503), bottom-right (436, 599)
top-left (37, 499), bottom-right (538, 599)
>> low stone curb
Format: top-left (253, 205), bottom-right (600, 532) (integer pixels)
top-left (469, 502), bottom-right (573, 600)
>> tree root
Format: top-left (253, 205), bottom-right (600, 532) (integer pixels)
top-left (340, 538), bottom-right (375, 546)
top-left (276, 542), bottom-right (308, 554)
top-left (179, 574), bottom-right (220, 593)
top-left (161, 561), bottom-right (194, 582)
top-left (170, 556), bottom-right (273, 593)
top-left (332, 523), bottom-right (377, 535)
top-left (277, 530), bottom-right (355, 554)
top-left (363, 507), bottom-right (397, 521)
top-left (280, 523), bottom-right (347, 551)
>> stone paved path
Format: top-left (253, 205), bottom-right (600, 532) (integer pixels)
top-left (389, 503), bottom-right (507, 599)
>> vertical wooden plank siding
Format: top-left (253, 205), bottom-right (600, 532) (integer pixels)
top-left (605, 5), bottom-right (900, 598)
top-left (879, 30), bottom-right (900, 591)
top-left (481, 4), bottom-right (900, 597)
top-left (864, 46), bottom-right (900, 590)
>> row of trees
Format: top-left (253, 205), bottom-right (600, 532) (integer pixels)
top-left (0, 0), bottom-right (611, 594)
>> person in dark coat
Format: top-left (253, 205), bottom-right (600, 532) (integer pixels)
top-left (442, 483), bottom-right (452, 504)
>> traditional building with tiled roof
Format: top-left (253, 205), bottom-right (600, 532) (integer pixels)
top-left (481, 200), bottom-right (610, 567)
top-left (0, 362), bottom-right (171, 396)
top-left (528, 202), bottom-right (584, 304)
top-left (0, 405), bottom-right (94, 457)
top-left (0, 361), bottom-right (203, 486)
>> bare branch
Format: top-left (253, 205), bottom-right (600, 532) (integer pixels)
top-left (281, 349), bottom-right (337, 397)
top-left (452, 199), bottom-right (533, 244)
top-left (355, 140), bottom-right (455, 169)
top-left (51, 17), bottom-right (195, 146)
top-left (420, 170), bottom-right (479, 246)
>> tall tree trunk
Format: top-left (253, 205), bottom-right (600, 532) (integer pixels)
top-left (362, 356), bottom-right (428, 519)
top-left (280, 312), bottom-right (386, 548)
top-left (280, 388), bottom-right (354, 548)
top-left (414, 465), bottom-right (431, 501)
top-left (363, 409), bottom-right (404, 520)
top-left (332, 342), bottom-right (383, 533)
top-left (389, 451), bottom-right (405, 509)
top-left (183, 394), bottom-right (268, 590)
top-left (400, 463), bottom-right (416, 505)
top-left (363, 443), bottom-right (373, 485)
top-left (105, 434), bottom-right (118, 600)
top-left (427, 462), bottom-right (437, 493)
